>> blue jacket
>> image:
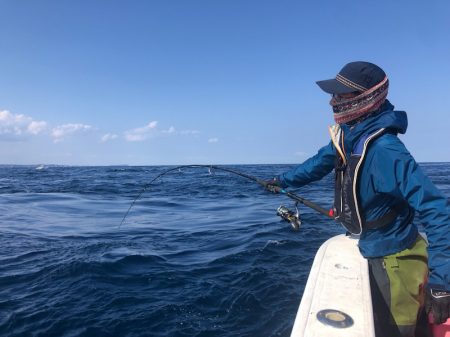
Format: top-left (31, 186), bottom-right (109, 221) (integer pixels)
top-left (277, 101), bottom-right (450, 290)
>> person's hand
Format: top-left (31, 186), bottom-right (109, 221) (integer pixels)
top-left (264, 178), bottom-right (282, 194)
top-left (426, 286), bottom-right (450, 324)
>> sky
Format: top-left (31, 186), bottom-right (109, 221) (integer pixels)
top-left (0, 0), bottom-right (449, 165)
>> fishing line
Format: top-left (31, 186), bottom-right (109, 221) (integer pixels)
top-left (119, 164), bottom-right (332, 228)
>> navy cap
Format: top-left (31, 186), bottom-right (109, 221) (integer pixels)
top-left (316, 61), bottom-right (386, 94)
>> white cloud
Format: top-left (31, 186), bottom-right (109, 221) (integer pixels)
top-left (147, 121), bottom-right (158, 128)
top-left (295, 151), bottom-right (307, 157)
top-left (0, 109), bottom-right (203, 148)
top-left (51, 123), bottom-right (92, 143)
top-left (181, 130), bottom-right (200, 135)
top-left (101, 133), bottom-right (118, 142)
top-left (162, 126), bottom-right (176, 134)
top-left (123, 120), bottom-right (202, 142)
top-left (28, 121), bottom-right (48, 135)
top-left (208, 137), bottom-right (219, 143)
top-left (0, 110), bottom-right (48, 138)
top-left (124, 121), bottom-right (158, 142)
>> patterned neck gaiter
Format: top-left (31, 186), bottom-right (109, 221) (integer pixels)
top-left (330, 76), bottom-right (389, 124)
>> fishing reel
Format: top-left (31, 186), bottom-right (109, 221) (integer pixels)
top-left (277, 203), bottom-right (301, 231)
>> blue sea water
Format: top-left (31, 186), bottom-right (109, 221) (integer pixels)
top-left (0, 163), bottom-right (448, 337)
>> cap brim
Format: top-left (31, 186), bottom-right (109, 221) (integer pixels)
top-left (316, 78), bottom-right (357, 94)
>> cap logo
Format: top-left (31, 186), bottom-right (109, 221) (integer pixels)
top-left (335, 74), bottom-right (368, 92)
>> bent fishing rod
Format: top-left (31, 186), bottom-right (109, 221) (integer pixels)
top-left (119, 164), bottom-right (332, 228)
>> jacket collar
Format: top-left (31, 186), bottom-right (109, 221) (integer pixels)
top-left (339, 100), bottom-right (408, 156)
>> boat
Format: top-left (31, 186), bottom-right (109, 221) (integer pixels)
top-left (290, 234), bottom-right (375, 337)
top-left (290, 234), bottom-right (450, 337)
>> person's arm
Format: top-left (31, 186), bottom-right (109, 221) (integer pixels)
top-left (372, 135), bottom-right (450, 291)
top-left (276, 141), bottom-right (336, 188)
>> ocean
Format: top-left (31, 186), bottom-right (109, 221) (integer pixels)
top-left (1, 163), bottom-right (448, 337)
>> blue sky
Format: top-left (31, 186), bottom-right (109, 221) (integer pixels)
top-left (0, 0), bottom-right (449, 165)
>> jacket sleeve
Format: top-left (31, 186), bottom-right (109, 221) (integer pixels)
top-left (372, 135), bottom-right (450, 290)
top-left (277, 141), bottom-right (336, 188)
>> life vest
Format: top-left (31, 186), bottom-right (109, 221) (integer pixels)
top-left (329, 125), bottom-right (401, 235)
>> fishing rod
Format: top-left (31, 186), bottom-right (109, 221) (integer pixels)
top-left (119, 164), bottom-right (333, 229)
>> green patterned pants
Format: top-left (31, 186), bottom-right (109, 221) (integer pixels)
top-left (368, 235), bottom-right (429, 337)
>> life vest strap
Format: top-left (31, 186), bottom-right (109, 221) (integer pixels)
top-left (365, 203), bottom-right (406, 230)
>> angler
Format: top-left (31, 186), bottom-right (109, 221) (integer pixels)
top-left (265, 61), bottom-right (450, 336)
